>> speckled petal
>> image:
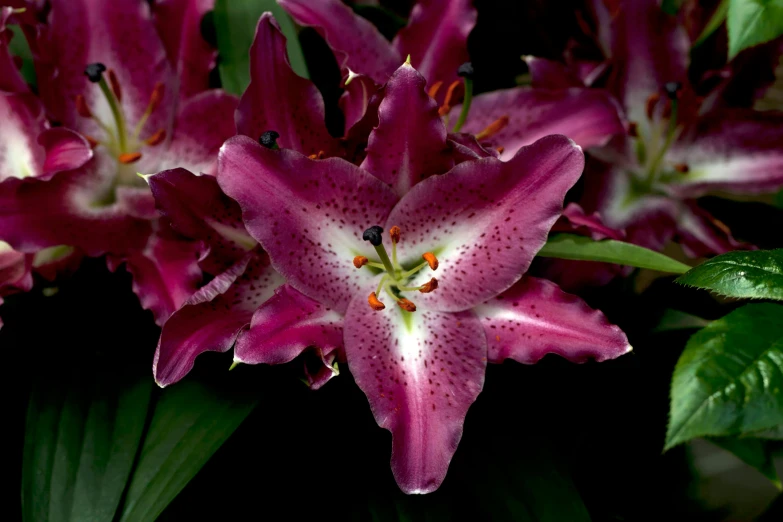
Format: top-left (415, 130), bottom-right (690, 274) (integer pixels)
top-left (153, 251), bottom-right (285, 387)
top-left (360, 63), bottom-right (452, 196)
top-left (474, 276), bottom-right (631, 364)
top-left (345, 280), bottom-right (486, 494)
top-left (451, 87), bottom-right (624, 160)
top-left (389, 135), bottom-right (585, 313)
top-left (218, 135), bottom-right (399, 313)
top-left (278, 0), bottom-right (400, 84)
top-left (235, 12), bottom-right (339, 156)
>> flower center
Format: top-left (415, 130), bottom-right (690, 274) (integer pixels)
top-left (353, 225), bottom-right (439, 312)
top-left (77, 63), bottom-right (166, 171)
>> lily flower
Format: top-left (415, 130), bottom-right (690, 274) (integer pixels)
top-left (0, 240), bottom-right (33, 330)
top-left (217, 61), bottom-right (631, 493)
top-left (0, 0), bottom-right (237, 323)
top-left (279, 0), bottom-right (625, 159)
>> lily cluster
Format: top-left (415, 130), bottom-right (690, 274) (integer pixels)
top-left (1, 0), bottom-right (780, 495)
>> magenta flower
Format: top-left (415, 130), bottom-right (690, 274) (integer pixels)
top-left (216, 61), bottom-right (630, 493)
top-left (0, 0), bottom-right (237, 323)
top-left (279, 0), bottom-right (624, 159)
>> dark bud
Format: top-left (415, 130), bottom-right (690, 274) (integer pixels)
top-left (363, 226), bottom-right (384, 246)
top-left (259, 130), bottom-right (280, 149)
top-left (664, 81), bottom-right (682, 99)
top-left (457, 62), bottom-right (474, 79)
top-left (84, 63), bottom-right (107, 83)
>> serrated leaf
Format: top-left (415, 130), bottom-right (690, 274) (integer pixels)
top-left (118, 380), bottom-right (257, 522)
top-left (536, 233), bottom-right (691, 274)
top-left (22, 372), bottom-right (153, 522)
top-left (675, 249), bottom-right (783, 301)
top-left (727, 0), bottom-right (783, 59)
top-left (666, 303), bottom-right (783, 450)
top-left (709, 437), bottom-right (782, 488)
top-left (214, 0), bottom-right (308, 95)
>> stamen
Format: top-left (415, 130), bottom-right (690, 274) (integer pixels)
top-left (645, 93), bottom-right (661, 120)
top-left (363, 226), bottom-right (396, 276)
top-left (422, 252), bottom-right (439, 270)
top-left (438, 80), bottom-right (463, 117)
top-left (427, 81), bottom-right (444, 99)
top-left (259, 130), bottom-right (280, 150)
top-left (75, 95), bottom-right (93, 118)
top-left (368, 292), bottom-right (386, 311)
top-left (389, 226), bottom-right (401, 244)
top-left (83, 135), bottom-right (100, 149)
top-left (673, 163), bottom-right (689, 173)
top-left (452, 62), bottom-right (474, 133)
top-left (397, 298), bottom-right (417, 312)
top-left (307, 151), bottom-right (326, 160)
top-left (419, 278), bottom-right (438, 293)
top-left (95, 70), bottom-right (129, 152)
top-left (107, 69), bottom-right (122, 102)
top-left (133, 82), bottom-right (165, 141)
top-left (118, 152), bottom-right (143, 164)
top-left (495, 146), bottom-right (505, 155)
top-left (628, 122), bottom-right (639, 138)
top-left (144, 128), bottom-right (166, 146)
top-left (353, 255), bottom-right (369, 268)
top-left (475, 115), bottom-right (509, 141)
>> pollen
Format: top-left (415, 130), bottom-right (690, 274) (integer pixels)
top-left (107, 69), bottom-right (122, 102)
top-left (118, 152), bottom-right (143, 164)
top-left (422, 252), bottom-right (439, 271)
top-left (83, 135), bottom-right (99, 149)
top-left (438, 80), bottom-right (463, 116)
top-left (419, 278), bottom-right (438, 293)
top-left (389, 226), bottom-right (401, 244)
top-left (368, 292), bottom-right (385, 311)
top-left (673, 163), bottom-right (689, 173)
top-left (397, 298), bottom-right (417, 312)
top-left (75, 95), bottom-right (93, 118)
top-left (148, 82), bottom-right (165, 113)
top-left (144, 129), bottom-right (166, 146)
top-left (427, 80), bottom-right (444, 99)
top-left (645, 93), bottom-right (661, 120)
top-left (353, 255), bottom-right (369, 268)
top-left (628, 122), bottom-right (639, 137)
top-left (475, 115), bottom-right (509, 141)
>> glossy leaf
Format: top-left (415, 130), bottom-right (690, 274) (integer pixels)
top-left (727, 0), bottom-right (783, 59)
top-left (653, 309), bottom-right (712, 332)
top-left (666, 303), bottom-right (783, 450)
top-left (214, 0), bottom-right (308, 95)
top-left (675, 249), bottom-right (783, 301)
top-left (709, 437), bottom-right (782, 488)
top-left (118, 380), bottom-right (257, 522)
top-left (536, 233), bottom-right (691, 273)
top-left (22, 372), bottom-right (153, 522)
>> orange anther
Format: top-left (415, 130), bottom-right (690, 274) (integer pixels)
top-left (83, 134), bottom-right (99, 149)
top-left (628, 122), bottom-right (638, 137)
top-left (353, 256), bottom-right (369, 268)
top-left (422, 252), bottom-right (439, 270)
top-left (389, 226), bottom-right (401, 244)
top-left (145, 128), bottom-right (166, 146)
top-left (438, 80), bottom-right (463, 116)
top-left (427, 80), bottom-right (444, 99)
top-left (419, 278), bottom-right (438, 293)
top-left (75, 95), bottom-right (92, 118)
top-left (673, 163), bottom-right (689, 173)
top-left (107, 69), bottom-right (122, 102)
top-left (645, 93), bottom-right (660, 120)
top-left (118, 152), bottom-right (143, 164)
top-left (475, 115), bottom-right (509, 141)
top-left (397, 298), bottom-right (417, 312)
top-left (495, 146), bottom-right (505, 155)
top-left (148, 82), bottom-right (165, 113)
top-left (368, 292), bottom-right (385, 311)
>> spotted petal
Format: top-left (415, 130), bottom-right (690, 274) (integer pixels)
top-left (474, 276), bottom-right (631, 364)
top-left (153, 251), bottom-right (284, 387)
top-left (360, 63), bottom-right (453, 196)
top-left (392, 0), bottom-right (476, 87)
top-left (345, 280), bottom-right (486, 494)
top-left (451, 87), bottom-right (624, 160)
top-left (390, 135), bottom-right (585, 313)
top-left (235, 13), bottom-right (337, 156)
top-left (218, 136), bottom-right (399, 313)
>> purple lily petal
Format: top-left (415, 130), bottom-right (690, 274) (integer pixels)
top-left (676, 202), bottom-right (749, 258)
top-left (233, 284), bottom-right (343, 386)
top-left (0, 7), bottom-right (29, 93)
top-left (0, 93), bottom-right (45, 180)
top-left (35, 0), bottom-right (175, 137)
top-left (153, 251), bottom-right (285, 387)
top-left (523, 56), bottom-right (585, 89)
top-left (392, 0), bottom-right (476, 87)
top-left (664, 110), bottom-right (783, 197)
top-left (345, 282), bottom-right (486, 494)
top-left (39, 128), bottom-right (94, 178)
top-left (340, 71), bottom-right (379, 135)
top-left (0, 241), bottom-right (33, 294)
top-left (447, 132), bottom-right (500, 162)
top-left (236, 13), bottom-right (338, 156)
top-left (112, 228), bottom-right (204, 326)
top-left (389, 135), bottom-right (584, 313)
top-left (278, 0), bottom-right (400, 84)
top-left (451, 87), bottom-right (624, 160)
top-left (474, 276), bottom-right (631, 364)
top-left (152, 0), bottom-right (216, 101)
top-left (360, 63), bottom-right (453, 196)
top-left (218, 136), bottom-right (399, 313)
top-left (149, 168), bottom-right (254, 274)
top-left (147, 89), bottom-right (238, 175)
top-left (553, 203), bottom-right (625, 241)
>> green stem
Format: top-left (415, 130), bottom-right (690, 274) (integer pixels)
top-left (401, 261), bottom-right (428, 279)
top-left (98, 77), bottom-right (128, 153)
top-left (451, 77), bottom-right (473, 133)
top-left (645, 101), bottom-right (678, 186)
top-left (373, 244), bottom-right (397, 277)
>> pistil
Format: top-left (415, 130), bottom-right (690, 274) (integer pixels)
top-left (85, 63), bottom-right (129, 153)
top-left (451, 62), bottom-right (474, 133)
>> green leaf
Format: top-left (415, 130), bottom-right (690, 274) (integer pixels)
top-left (7, 26), bottom-right (37, 87)
top-left (662, 0), bottom-right (685, 15)
top-left (118, 380), bottom-right (257, 522)
top-left (747, 424), bottom-right (783, 439)
top-left (22, 372), bottom-right (153, 522)
top-left (694, 0), bottom-right (729, 47)
top-left (536, 233), bottom-right (691, 274)
top-left (214, 0), bottom-right (308, 95)
top-left (653, 309), bottom-right (713, 332)
top-left (675, 249), bottom-right (783, 301)
top-left (709, 437), bottom-right (782, 488)
top-left (727, 0), bottom-right (783, 59)
top-left (665, 303), bottom-right (783, 450)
